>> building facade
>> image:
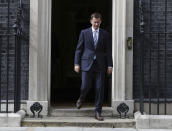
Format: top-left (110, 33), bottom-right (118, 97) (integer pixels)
top-left (1, 0), bottom-right (172, 118)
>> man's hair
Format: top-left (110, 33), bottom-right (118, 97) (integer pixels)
top-left (90, 12), bottom-right (102, 20)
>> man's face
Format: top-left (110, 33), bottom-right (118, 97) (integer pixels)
top-left (90, 17), bottom-right (101, 30)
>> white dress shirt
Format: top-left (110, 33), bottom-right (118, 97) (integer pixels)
top-left (92, 27), bottom-right (99, 42)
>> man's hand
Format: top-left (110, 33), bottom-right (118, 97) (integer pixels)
top-left (74, 65), bottom-right (80, 73)
top-left (107, 67), bottom-right (112, 75)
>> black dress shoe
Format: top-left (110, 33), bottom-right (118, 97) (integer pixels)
top-left (95, 112), bottom-right (104, 121)
top-left (76, 99), bottom-right (82, 109)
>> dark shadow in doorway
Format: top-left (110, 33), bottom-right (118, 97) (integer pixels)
top-left (51, 0), bottom-right (112, 107)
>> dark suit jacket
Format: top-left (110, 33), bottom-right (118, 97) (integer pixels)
top-left (74, 27), bottom-right (113, 71)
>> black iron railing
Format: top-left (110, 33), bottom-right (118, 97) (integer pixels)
top-left (138, 32), bottom-right (172, 115)
top-left (0, 0), bottom-right (23, 113)
top-left (134, 0), bottom-right (172, 115)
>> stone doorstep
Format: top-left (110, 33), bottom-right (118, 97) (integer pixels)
top-left (22, 107), bottom-right (135, 128)
top-left (21, 117), bottom-right (136, 128)
top-left (50, 107), bottom-right (114, 117)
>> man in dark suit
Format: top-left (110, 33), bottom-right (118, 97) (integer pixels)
top-left (74, 12), bottom-right (113, 121)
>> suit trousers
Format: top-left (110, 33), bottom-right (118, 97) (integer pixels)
top-left (79, 60), bottom-right (105, 113)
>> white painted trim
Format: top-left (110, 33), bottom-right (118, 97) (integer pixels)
top-left (29, 0), bottom-right (51, 101)
top-left (111, 0), bottom-right (134, 115)
top-left (112, 0), bottom-right (126, 101)
top-left (28, 0), bottom-right (51, 115)
top-left (125, 0), bottom-right (134, 100)
top-left (47, 0), bottom-right (52, 110)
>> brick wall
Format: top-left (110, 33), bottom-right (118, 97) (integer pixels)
top-left (134, 0), bottom-right (172, 99)
top-left (0, 0), bottom-right (29, 100)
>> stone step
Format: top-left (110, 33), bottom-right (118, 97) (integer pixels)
top-left (50, 107), bottom-right (113, 117)
top-left (22, 117), bottom-right (136, 128)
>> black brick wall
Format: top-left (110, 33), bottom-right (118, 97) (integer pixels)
top-left (134, 0), bottom-right (172, 99)
top-left (0, 0), bottom-right (29, 100)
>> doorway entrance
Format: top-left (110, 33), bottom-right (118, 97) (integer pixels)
top-left (51, 0), bottom-right (112, 108)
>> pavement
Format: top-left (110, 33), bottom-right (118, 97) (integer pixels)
top-left (0, 128), bottom-right (172, 131)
